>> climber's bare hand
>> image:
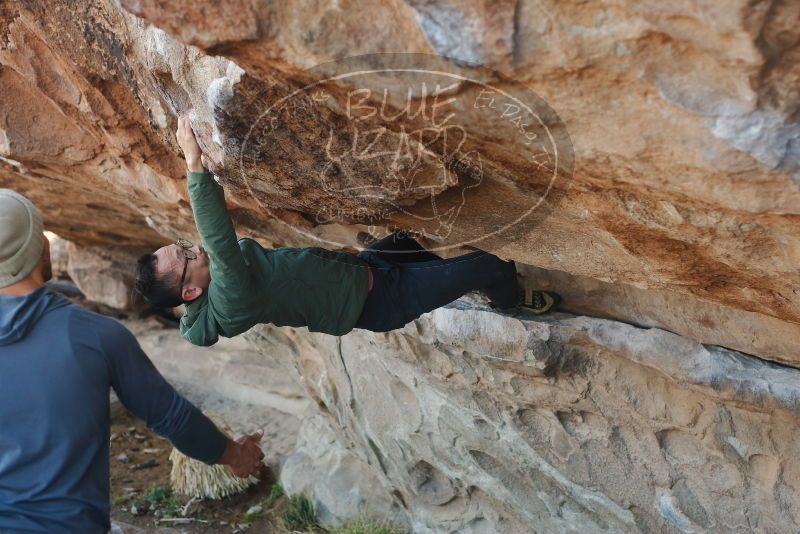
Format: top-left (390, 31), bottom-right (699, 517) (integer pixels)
top-left (176, 115), bottom-right (204, 173)
top-left (218, 430), bottom-right (265, 478)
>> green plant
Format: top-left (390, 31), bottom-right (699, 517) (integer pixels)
top-left (143, 486), bottom-right (169, 503)
top-left (143, 485), bottom-right (180, 517)
top-left (330, 517), bottom-right (407, 534)
top-left (269, 482), bottom-right (284, 501)
top-left (160, 502), bottom-right (182, 518)
top-left (241, 509), bottom-right (263, 523)
top-left (282, 494), bottom-right (319, 532)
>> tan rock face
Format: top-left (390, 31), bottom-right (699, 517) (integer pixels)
top-left (269, 298), bottom-right (800, 532)
top-left (64, 242), bottom-right (152, 311)
top-left (1, 0), bottom-right (800, 530)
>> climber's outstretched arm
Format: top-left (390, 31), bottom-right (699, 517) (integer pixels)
top-left (175, 116), bottom-right (253, 298)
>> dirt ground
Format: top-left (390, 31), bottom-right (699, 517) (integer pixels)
top-left (109, 403), bottom-right (291, 534)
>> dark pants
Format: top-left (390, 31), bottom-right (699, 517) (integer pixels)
top-left (354, 232), bottom-right (519, 332)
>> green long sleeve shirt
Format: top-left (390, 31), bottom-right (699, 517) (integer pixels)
top-left (179, 170), bottom-right (370, 346)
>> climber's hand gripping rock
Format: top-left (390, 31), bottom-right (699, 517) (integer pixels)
top-left (176, 114), bottom-right (206, 174)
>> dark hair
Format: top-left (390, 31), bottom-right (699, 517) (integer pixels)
top-left (134, 254), bottom-right (183, 309)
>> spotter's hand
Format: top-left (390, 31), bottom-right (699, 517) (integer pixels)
top-left (218, 430), bottom-right (265, 478)
top-left (176, 115), bottom-right (204, 173)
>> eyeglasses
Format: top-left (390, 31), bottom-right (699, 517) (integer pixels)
top-left (176, 238), bottom-right (197, 292)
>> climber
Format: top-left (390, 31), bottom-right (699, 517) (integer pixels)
top-left (133, 115), bottom-right (559, 347)
top-left (0, 189), bottom-right (264, 534)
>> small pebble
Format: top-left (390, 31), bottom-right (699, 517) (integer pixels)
top-left (131, 459), bottom-right (157, 470)
top-left (114, 453), bottom-right (129, 463)
top-left (130, 500), bottom-right (150, 516)
top-left (245, 505), bottom-right (263, 516)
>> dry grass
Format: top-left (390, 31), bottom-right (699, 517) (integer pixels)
top-left (169, 413), bottom-right (258, 499)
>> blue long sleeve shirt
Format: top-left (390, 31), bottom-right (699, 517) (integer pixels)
top-left (0, 287), bottom-right (229, 533)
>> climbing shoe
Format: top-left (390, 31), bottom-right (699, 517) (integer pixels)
top-left (492, 288), bottom-right (560, 315)
top-left (518, 288), bottom-right (560, 314)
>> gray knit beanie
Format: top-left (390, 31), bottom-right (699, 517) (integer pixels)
top-left (0, 189), bottom-right (44, 288)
